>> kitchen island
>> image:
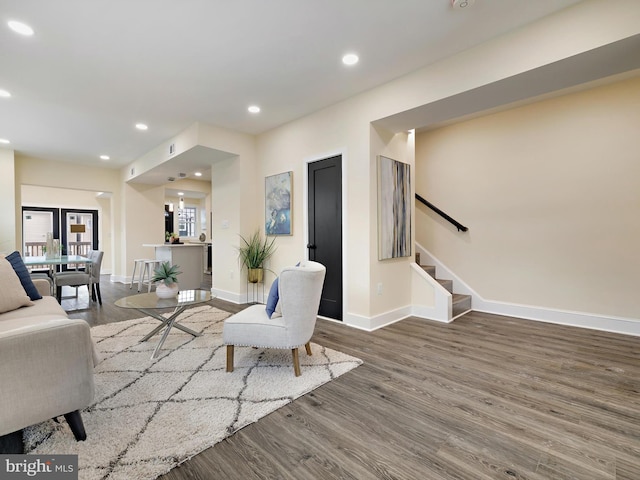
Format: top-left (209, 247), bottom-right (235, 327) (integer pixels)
top-left (143, 243), bottom-right (206, 290)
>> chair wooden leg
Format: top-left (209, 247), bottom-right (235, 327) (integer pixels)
top-left (226, 345), bottom-right (234, 372)
top-left (292, 348), bottom-right (301, 377)
top-left (305, 342), bottom-right (312, 356)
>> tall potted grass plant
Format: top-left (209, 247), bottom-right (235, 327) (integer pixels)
top-left (237, 230), bottom-right (276, 283)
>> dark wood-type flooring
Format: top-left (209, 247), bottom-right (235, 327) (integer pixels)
top-left (63, 276), bottom-right (639, 479)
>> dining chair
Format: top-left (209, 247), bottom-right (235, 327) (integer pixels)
top-left (54, 250), bottom-right (104, 305)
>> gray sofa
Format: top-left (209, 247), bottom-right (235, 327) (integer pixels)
top-left (0, 278), bottom-right (97, 450)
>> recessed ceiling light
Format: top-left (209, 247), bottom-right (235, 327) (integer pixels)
top-left (8, 20), bottom-right (34, 36)
top-left (194, 172), bottom-right (202, 177)
top-left (0, 89), bottom-right (11, 98)
top-left (0, 139), bottom-right (10, 144)
top-left (100, 155), bottom-right (110, 160)
top-left (342, 53), bottom-right (359, 66)
top-left (178, 192), bottom-right (184, 196)
top-left (135, 123), bottom-right (148, 130)
top-left (248, 105), bottom-right (260, 114)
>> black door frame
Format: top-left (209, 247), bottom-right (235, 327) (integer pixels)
top-left (21, 206), bottom-right (60, 255)
top-left (61, 209), bottom-right (99, 269)
top-left (304, 151), bottom-right (345, 321)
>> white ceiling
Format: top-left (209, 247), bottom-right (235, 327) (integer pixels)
top-left (0, 0), bottom-right (586, 171)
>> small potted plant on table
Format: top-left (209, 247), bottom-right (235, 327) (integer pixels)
top-left (165, 231), bottom-right (180, 244)
top-left (152, 261), bottom-right (182, 298)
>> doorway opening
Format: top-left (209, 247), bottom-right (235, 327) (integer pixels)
top-left (22, 206), bottom-right (98, 264)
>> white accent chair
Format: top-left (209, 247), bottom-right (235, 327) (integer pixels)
top-left (223, 261), bottom-right (326, 376)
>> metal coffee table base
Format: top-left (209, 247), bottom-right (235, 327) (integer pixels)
top-left (137, 307), bottom-right (201, 359)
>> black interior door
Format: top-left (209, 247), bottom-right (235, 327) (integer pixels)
top-left (308, 155), bottom-right (342, 320)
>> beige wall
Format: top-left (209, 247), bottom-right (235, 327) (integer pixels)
top-left (21, 185), bottom-right (114, 274)
top-left (369, 127), bottom-right (415, 315)
top-left (119, 182), bottom-right (165, 277)
top-left (256, 99), bottom-right (381, 320)
top-left (416, 76), bottom-right (640, 319)
top-left (183, 123), bottom-right (259, 300)
top-left (3, 0), bottom-right (639, 328)
top-left (245, 0), bottom-right (640, 326)
top-left (13, 156), bottom-right (120, 274)
top-left (0, 149), bottom-right (16, 253)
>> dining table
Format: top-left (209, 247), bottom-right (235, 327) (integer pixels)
top-left (23, 255), bottom-right (93, 291)
top-left (23, 254), bottom-right (92, 270)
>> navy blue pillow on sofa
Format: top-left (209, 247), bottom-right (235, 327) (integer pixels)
top-left (5, 251), bottom-right (42, 301)
top-left (265, 277), bottom-right (279, 318)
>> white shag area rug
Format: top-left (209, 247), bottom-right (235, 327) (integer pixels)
top-left (23, 305), bottom-right (362, 480)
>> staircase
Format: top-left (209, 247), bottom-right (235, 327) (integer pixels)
top-left (416, 253), bottom-right (472, 320)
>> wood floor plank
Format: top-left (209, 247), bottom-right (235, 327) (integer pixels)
top-left (67, 277), bottom-right (640, 479)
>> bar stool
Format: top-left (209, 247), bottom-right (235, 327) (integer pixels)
top-left (139, 259), bottom-right (162, 293)
top-left (130, 259), bottom-right (148, 290)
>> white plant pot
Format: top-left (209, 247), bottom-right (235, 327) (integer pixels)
top-left (156, 282), bottom-right (179, 299)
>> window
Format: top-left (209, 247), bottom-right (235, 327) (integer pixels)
top-left (178, 207), bottom-right (196, 237)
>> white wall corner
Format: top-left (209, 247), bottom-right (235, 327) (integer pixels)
top-left (410, 262), bottom-right (451, 322)
top-left (342, 312), bottom-right (375, 331)
top-left (344, 306), bottom-right (413, 332)
top-left (109, 274), bottom-right (129, 285)
top-left (211, 287), bottom-right (243, 305)
top-left (411, 305), bottom-right (453, 323)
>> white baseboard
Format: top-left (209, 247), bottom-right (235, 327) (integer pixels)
top-left (415, 242), bottom-right (640, 337)
top-left (344, 306), bottom-right (413, 332)
top-left (211, 287), bottom-right (243, 305)
top-left (473, 300), bottom-right (640, 337)
top-left (110, 275), bottom-right (145, 288)
top-left (411, 305), bottom-right (453, 324)
top-left (342, 304), bottom-right (454, 332)
top-left (109, 274), bottom-right (129, 284)
top-left (113, 255), bottom-right (639, 337)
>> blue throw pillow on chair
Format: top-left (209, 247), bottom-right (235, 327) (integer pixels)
top-left (265, 277), bottom-right (279, 318)
top-left (5, 251), bottom-right (42, 301)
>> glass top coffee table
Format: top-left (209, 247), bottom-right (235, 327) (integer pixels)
top-left (115, 290), bottom-right (213, 359)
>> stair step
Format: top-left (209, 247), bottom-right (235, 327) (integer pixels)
top-left (420, 265), bottom-right (436, 278)
top-left (437, 278), bottom-right (453, 293)
top-left (420, 263), bottom-right (472, 318)
top-left (452, 294), bottom-right (472, 318)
